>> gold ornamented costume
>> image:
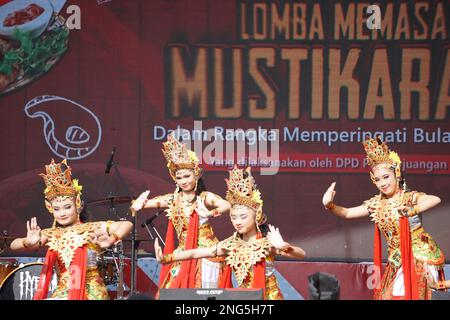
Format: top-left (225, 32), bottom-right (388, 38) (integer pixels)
top-left (40, 222), bottom-right (110, 300)
top-left (362, 138), bottom-right (445, 300)
top-left (34, 159), bottom-right (110, 300)
top-left (219, 166), bottom-right (284, 300)
top-left (157, 135), bottom-right (224, 290)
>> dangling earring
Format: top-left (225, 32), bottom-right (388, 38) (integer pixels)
top-left (77, 213), bottom-right (81, 224)
top-left (255, 222), bottom-right (263, 239)
top-left (194, 179), bottom-right (198, 192)
top-left (52, 219), bottom-right (57, 229)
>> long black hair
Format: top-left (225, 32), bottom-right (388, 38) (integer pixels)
top-left (79, 203), bottom-right (91, 222)
top-left (258, 223), bottom-right (269, 237)
top-left (196, 177), bottom-right (207, 196)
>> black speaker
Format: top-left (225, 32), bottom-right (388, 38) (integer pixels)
top-left (159, 288), bottom-right (263, 300)
top-left (308, 272), bottom-right (340, 300)
top-left (431, 290), bottom-right (450, 300)
top-left (126, 293), bottom-right (153, 300)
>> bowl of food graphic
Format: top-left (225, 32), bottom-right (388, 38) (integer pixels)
top-left (0, 0), bottom-right (54, 39)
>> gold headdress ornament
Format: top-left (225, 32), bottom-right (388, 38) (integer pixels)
top-left (40, 159), bottom-right (83, 213)
top-left (161, 133), bottom-right (202, 182)
top-left (225, 165), bottom-right (265, 225)
top-left (362, 137), bottom-right (402, 184)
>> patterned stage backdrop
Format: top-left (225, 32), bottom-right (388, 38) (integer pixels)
top-left (0, 0), bottom-right (449, 261)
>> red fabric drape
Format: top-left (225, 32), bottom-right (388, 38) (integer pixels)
top-left (373, 219), bottom-right (420, 300)
top-left (33, 246), bottom-right (88, 300)
top-left (373, 225), bottom-right (382, 298)
top-left (158, 219), bottom-right (175, 287)
top-left (219, 265), bottom-right (233, 288)
top-left (171, 211), bottom-right (199, 288)
top-left (68, 246), bottom-right (88, 300)
top-left (158, 211), bottom-right (200, 288)
top-left (33, 249), bottom-right (58, 300)
top-left (399, 216), bottom-right (419, 300)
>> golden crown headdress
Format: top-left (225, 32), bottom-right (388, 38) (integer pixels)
top-left (225, 165), bottom-right (265, 225)
top-left (362, 137), bottom-right (402, 181)
top-left (40, 159), bottom-right (83, 212)
top-left (161, 133), bottom-right (202, 181)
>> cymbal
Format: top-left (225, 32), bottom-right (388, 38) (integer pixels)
top-left (87, 196), bottom-right (134, 206)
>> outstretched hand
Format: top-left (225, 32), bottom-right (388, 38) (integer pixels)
top-left (131, 190), bottom-right (150, 212)
top-left (322, 182), bottom-right (336, 207)
top-left (395, 205), bottom-right (411, 217)
top-left (154, 238), bottom-right (164, 263)
top-left (91, 228), bottom-right (117, 248)
top-left (196, 197), bottom-right (211, 218)
top-left (25, 217), bottom-right (42, 247)
top-left (266, 224), bottom-right (289, 251)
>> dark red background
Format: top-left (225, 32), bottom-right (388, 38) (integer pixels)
top-left (0, 0), bottom-right (449, 261)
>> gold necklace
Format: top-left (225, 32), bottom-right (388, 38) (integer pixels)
top-left (179, 193), bottom-right (196, 204)
top-left (385, 190), bottom-right (404, 207)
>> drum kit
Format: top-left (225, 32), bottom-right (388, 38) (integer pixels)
top-left (0, 193), bottom-right (163, 300)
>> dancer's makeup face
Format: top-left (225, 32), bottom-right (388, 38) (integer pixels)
top-left (51, 197), bottom-right (78, 226)
top-left (230, 205), bottom-right (256, 235)
top-left (175, 169), bottom-right (196, 192)
top-left (372, 166), bottom-right (398, 197)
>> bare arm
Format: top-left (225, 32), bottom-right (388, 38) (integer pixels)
top-left (415, 194), bottom-right (441, 214)
top-left (108, 220), bottom-right (133, 240)
top-left (429, 279), bottom-right (450, 290)
top-left (276, 244), bottom-right (306, 259)
top-left (10, 217), bottom-right (46, 251)
top-left (154, 238), bottom-right (226, 263)
top-left (328, 204), bottom-right (370, 219)
top-left (266, 225), bottom-right (306, 259)
top-left (322, 182), bottom-right (370, 219)
top-left (91, 220), bottom-right (134, 249)
top-left (203, 192), bottom-right (231, 217)
top-left (143, 194), bottom-right (171, 210)
top-left (10, 237), bottom-right (39, 251)
top-left (130, 191), bottom-right (171, 213)
top-left (397, 193), bottom-right (441, 217)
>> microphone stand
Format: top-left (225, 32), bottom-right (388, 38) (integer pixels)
top-left (130, 209), bottom-right (138, 296)
top-left (142, 217), bottom-right (165, 246)
top-left (104, 150), bottom-right (138, 298)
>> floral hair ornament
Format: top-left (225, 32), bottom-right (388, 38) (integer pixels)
top-left (225, 165), bottom-right (266, 226)
top-left (161, 133), bottom-right (202, 182)
top-left (40, 159), bottom-right (83, 213)
top-left (362, 137), bottom-right (402, 185)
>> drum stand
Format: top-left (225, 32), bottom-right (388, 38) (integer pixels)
top-left (110, 241), bottom-right (125, 299)
top-left (104, 155), bottom-right (138, 298)
top-left (106, 198), bottom-right (127, 299)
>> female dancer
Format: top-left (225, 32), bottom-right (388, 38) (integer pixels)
top-left (154, 165), bottom-right (306, 300)
top-left (131, 134), bottom-right (230, 289)
top-left (10, 159), bottom-right (133, 300)
top-left (322, 137), bottom-right (445, 300)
